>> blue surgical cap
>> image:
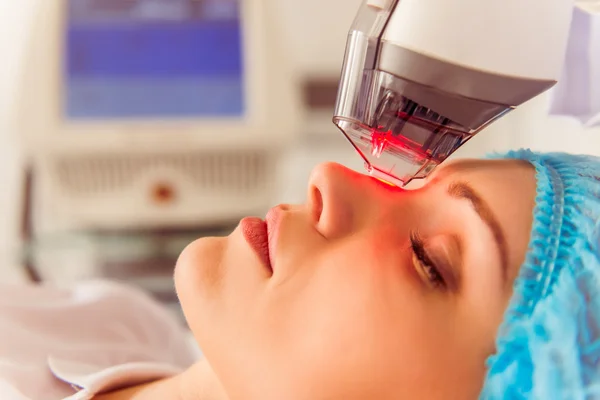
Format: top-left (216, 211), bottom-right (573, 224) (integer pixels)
top-left (480, 150), bottom-right (600, 399)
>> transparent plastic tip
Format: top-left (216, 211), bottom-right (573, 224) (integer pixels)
top-left (334, 69), bottom-right (481, 187)
top-left (334, 112), bottom-right (471, 187)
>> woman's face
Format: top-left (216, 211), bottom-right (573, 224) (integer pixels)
top-left (175, 158), bottom-right (537, 400)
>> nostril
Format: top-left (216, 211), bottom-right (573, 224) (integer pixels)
top-left (311, 186), bottom-right (323, 223)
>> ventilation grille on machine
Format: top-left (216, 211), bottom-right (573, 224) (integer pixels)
top-left (54, 152), bottom-right (272, 196)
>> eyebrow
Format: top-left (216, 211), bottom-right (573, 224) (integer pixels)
top-left (447, 182), bottom-right (509, 284)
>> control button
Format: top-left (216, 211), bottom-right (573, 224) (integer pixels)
top-left (151, 182), bottom-right (176, 205)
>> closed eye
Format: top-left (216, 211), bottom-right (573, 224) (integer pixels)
top-left (410, 232), bottom-right (445, 289)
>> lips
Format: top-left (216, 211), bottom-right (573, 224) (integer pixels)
top-left (265, 207), bottom-right (282, 270)
top-left (240, 206), bottom-right (282, 275)
top-left (241, 217), bottom-right (272, 273)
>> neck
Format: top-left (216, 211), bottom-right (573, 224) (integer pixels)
top-left (95, 359), bottom-right (228, 400)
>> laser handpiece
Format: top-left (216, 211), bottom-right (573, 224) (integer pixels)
top-left (333, 0), bottom-right (580, 187)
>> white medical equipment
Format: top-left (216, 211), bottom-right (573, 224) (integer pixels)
top-left (334, 0), bottom-right (600, 187)
top-left (15, 0), bottom-right (299, 232)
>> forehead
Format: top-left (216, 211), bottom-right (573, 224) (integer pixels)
top-left (428, 158), bottom-right (532, 183)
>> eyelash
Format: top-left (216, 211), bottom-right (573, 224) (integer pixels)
top-left (410, 232), bottom-right (445, 289)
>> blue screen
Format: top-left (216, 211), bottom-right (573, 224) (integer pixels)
top-left (65, 0), bottom-right (244, 119)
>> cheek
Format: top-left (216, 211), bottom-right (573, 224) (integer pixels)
top-left (255, 242), bottom-right (440, 396)
top-left (261, 239), bottom-right (488, 398)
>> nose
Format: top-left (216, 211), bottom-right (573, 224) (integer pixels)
top-left (307, 162), bottom-right (384, 239)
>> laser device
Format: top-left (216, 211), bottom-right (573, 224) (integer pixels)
top-left (334, 0), bottom-right (598, 186)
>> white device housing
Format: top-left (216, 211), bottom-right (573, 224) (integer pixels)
top-left (15, 0), bottom-right (300, 232)
top-left (383, 0), bottom-right (572, 81)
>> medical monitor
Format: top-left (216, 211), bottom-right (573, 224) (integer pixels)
top-left (17, 0), bottom-right (298, 231)
top-left (64, 0), bottom-right (245, 120)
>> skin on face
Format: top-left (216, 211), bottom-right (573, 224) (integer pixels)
top-left (175, 158), bottom-right (537, 400)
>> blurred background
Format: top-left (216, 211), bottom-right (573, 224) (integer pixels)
top-left (0, 0), bottom-right (598, 319)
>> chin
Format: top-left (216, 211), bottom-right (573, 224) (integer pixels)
top-left (175, 236), bottom-right (228, 301)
